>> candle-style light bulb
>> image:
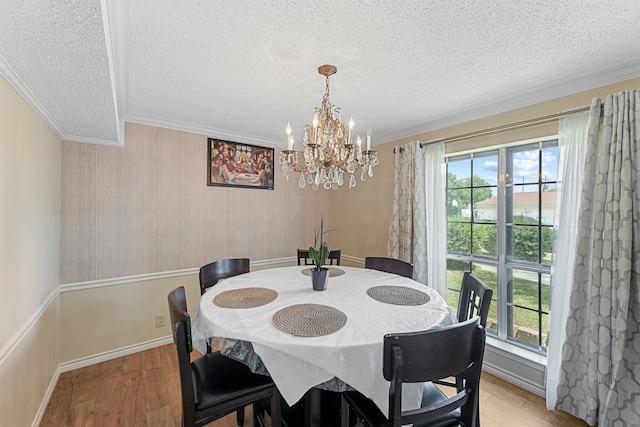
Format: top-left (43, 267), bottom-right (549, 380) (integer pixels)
top-left (348, 116), bottom-right (354, 145)
top-left (366, 126), bottom-right (372, 151)
top-left (286, 122), bottom-right (292, 136)
top-left (312, 112), bottom-right (319, 145)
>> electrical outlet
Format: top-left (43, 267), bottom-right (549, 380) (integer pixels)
top-left (155, 314), bottom-right (166, 328)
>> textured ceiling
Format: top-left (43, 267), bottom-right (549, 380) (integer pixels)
top-left (1, 0), bottom-right (640, 148)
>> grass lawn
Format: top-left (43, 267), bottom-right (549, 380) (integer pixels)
top-left (446, 267), bottom-right (550, 347)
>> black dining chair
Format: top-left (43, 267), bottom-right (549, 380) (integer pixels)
top-left (340, 317), bottom-right (486, 427)
top-left (434, 270), bottom-right (493, 425)
top-left (364, 256), bottom-right (413, 279)
top-left (199, 258), bottom-right (250, 295)
top-left (457, 271), bottom-right (493, 328)
top-left (297, 249), bottom-right (341, 266)
top-left (168, 286), bottom-right (281, 427)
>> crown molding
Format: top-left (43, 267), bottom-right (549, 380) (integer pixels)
top-left (0, 53), bottom-right (123, 147)
top-left (62, 132), bottom-right (122, 147)
top-left (123, 113), bottom-right (284, 149)
top-left (0, 54), bottom-right (68, 139)
top-left (378, 61), bottom-right (640, 145)
top-left (100, 0), bottom-right (127, 147)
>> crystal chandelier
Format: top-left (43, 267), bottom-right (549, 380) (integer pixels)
top-left (279, 64), bottom-right (379, 190)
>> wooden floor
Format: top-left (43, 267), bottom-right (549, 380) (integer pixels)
top-left (40, 344), bottom-right (588, 427)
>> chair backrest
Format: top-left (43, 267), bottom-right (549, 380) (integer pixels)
top-left (364, 257), bottom-right (413, 278)
top-left (199, 258), bottom-right (250, 295)
top-left (168, 286), bottom-right (191, 353)
top-left (297, 249), bottom-right (341, 266)
top-left (168, 286), bottom-right (197, 426)
top-left (383, 317), bottom-right (485, 427)
top-left (457, 271), bottom-right (493, 327)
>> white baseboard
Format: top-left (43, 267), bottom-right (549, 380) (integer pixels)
top-left (32, 365), bottom-right (61, 427)
top-left (59, 335), bottom-right (173, 373)
top-left (483, 361), bottom-right (546, 398)
top-left (32, 336), bottom-right (172, 426)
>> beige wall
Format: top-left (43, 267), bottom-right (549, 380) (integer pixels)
top-left (331, 77), bottom-right (640, 259)
top-left (58, 122), bottom-right (331, 362)
top-left (58, 259), bottom-right (294, 363)
top-left (0, 76), bottom-right (61, 426)
top-left (60, 274), bottom-right (199, 362)
top-left (330, 146), bottom-right (396, 258)
top-left (60, 122), bottom-right (331, 284)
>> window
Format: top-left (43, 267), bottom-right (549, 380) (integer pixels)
top-left (445, 138), bottom-right (557, 353)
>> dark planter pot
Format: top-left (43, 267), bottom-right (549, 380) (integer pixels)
top-left (311, 267), bottom-right (329, 291)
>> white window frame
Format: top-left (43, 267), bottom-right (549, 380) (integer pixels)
top-left (445, 135), bottom-right (558, 355)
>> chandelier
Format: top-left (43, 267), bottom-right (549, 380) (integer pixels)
top-left (279, 64), bottom-right (379, 190)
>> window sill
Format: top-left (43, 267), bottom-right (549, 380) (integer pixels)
top-left (486, 335), bottom-right (547, 366)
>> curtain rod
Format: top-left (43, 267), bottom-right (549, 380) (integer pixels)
top-left (398, 105), bottom-right (593, 150)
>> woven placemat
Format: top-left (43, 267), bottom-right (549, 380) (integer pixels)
top-left (213, 287), bottom-right (278, 308)
top-left (301, 267), bottom-right (345, 277)
top-left (273, 304), bottom-right (347, 337)
top-left (366, 286), bottom-right (430, 306)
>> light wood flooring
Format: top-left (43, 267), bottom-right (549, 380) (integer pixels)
top-left (40, 344), bottom-right (589, 427)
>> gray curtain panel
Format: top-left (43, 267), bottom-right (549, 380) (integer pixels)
top-left (388, 141), bottom-right (426, 282)
top-left (554, 91), bottom-right (640, 426)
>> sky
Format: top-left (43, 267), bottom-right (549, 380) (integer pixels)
top-left (447, 142), bottom-right (558, 196)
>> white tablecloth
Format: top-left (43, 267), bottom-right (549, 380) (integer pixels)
top-left (192, 266), bottom-right (454, 416)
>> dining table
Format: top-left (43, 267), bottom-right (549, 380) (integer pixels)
top-left (192, 265), bottom-right (455, 426)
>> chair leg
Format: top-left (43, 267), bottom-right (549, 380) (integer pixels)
top-left (271, 388), bottom-right (282, 427)
top-left (252, 402), bottom-right (261, 427)
top-left (305, 388), bottom-right (321, 427)
top-left (340, 395), bottom-right (350, 427)
top-left (236, 407), bottom-right (244, 426)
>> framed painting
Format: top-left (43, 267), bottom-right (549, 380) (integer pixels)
top-left (207, 138), bottom-right (274, 190)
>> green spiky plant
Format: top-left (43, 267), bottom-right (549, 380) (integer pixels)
top-left (308, 214), bottom-right (336, 271)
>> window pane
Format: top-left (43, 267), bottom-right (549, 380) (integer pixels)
top-left (541, 272), bottom-right (551, 315)
top-left (472, 153), bottom-right (498, 187)
top-left (447, 158), bottom-right (471, 188)
top-left (509, 224), bottom-right (540, 263)
top-left (511, 148), bottom-right (539, 185)
top-left (473, 188), bottom-right (495, 222)
top-left (448, 222), bottom-right (471, 254)
top-left (509, 185), bottom-right (541, 222)
top-left (508, 270), bottom-right (550, 349)
top-left (541, 145), bottom-right (558, 182)
top-left (541, 183), bottom-right (556, 225)
top-left (471, 264), bottom-right (497, 333)
top-left (541, 226), bottom-right (553, 265)
top-left (472, 223), bottom-right (497, 257)
top-left (511, 306), bottom-right (543, 347)
top-left (446, 259), bottom-right (468, 309)
top-left (448, 189), bottom-right (470, 220)
top-left (511, 308), bottom-right (549, 349)
top-left (511, 269), bottom-right (541, 311)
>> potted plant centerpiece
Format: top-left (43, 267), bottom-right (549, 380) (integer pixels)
top-left (308, 214), bottom-right (336, 291)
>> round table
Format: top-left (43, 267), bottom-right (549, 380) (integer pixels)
top-left (192, 265), bottom-right (454, 419)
